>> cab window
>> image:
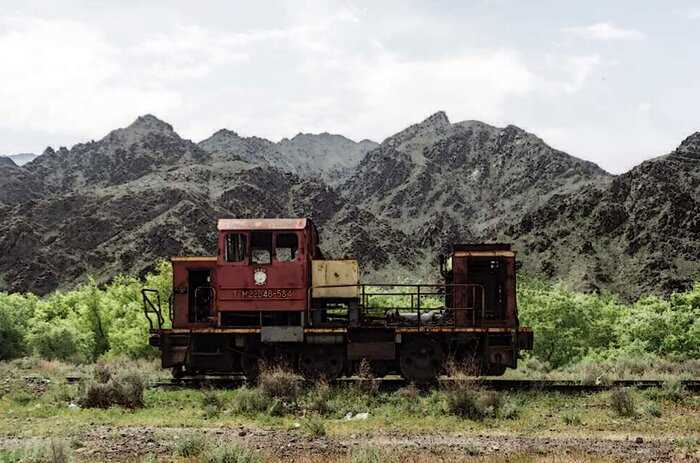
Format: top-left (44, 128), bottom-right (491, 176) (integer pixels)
top-left (251, 231), bottom-right (272, 264)
top-left (225, 233), bottom-right (247, 262)
top-left (275, 233), bottom-right (298, 262)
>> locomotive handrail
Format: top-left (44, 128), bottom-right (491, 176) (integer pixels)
top-left (306, 283), bottom-right (486, 328)
top-left (142, 288), bottom-right (164, 331)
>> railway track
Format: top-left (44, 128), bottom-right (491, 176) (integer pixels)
top-left (151, 377), bottom-right (700, 392)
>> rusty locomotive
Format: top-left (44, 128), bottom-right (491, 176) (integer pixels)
top-left (143, 218), bottom-right (533, 382)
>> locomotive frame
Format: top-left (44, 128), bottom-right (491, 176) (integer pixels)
top-left (143, 218), bottom-right (533, 383)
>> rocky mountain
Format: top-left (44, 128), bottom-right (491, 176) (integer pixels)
top-left (198, 129), bottom-right (377, 184)
top-left (0, 112), bottom-right (697, 299)
top-left (2, 153), bottom-right (38, 166)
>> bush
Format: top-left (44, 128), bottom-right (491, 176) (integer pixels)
top-left (27, 321), bottom-right (92, 363)
top-left (480, 391), bottom-right (504, 416)
top-left (445, 388), bottom-right (486, 420)
top-left (644, 402), bottom-right (662, 417)
top-left (80, 367), bottom-right (145, 409)
top-left (562, 412), bottom-right (582, 426)
top-left (232, 387), bottom-right (268, 415)
top-left (354, 359), bottom-right (380, 395)
top-left (201, 444), bottom-right (261, 463)
top-left (351, 447), bottom-right (383, 463)
top-left (660, 378), bottom-right (688, 402)
top-left (301, 414), bottom-right (326, 438)
top-left (610, 388), bottom-right (636, 417)
top-left (303, 379), bottom-right (332, 415)
top-left (258, 364), bottom-right (303, 403)
top-left (0, 440), bottom-right (72, 463)
top-left (202, 390), bottom-right (225, 418)
top-left (175, 434), bottom-right (207, 457)
top-left (498, 400), bottom-right (521, 419)
top-left (396, 383), bottom-right (420, 400)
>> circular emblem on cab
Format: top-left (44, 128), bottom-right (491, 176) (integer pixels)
top-left (254, 268), bottom-right (267, 286)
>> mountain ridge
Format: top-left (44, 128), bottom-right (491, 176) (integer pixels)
top-left (0, 112), bottom-right (697, 299)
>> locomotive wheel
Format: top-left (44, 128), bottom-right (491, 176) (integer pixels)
top-left (299, 347), bottom-right (344, 380)
top-left (400, 338), bottom-right (444, 383)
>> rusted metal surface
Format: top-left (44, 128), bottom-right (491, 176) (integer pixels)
top-left (217, 218), bottom-right (308, 230)
top-left (311, 260), bottom-right (359, 298)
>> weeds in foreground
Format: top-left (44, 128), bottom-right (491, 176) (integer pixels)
top-left (232, 387), bottom-right (268, 415)
top-left (258, 364), bottom-right (303, 403)
top-left (350, 446), bottom-right (383, 463)
top-left (0, 440), bottom-right (72, 463)
top-left (175, 433), bottom-right (207, 458)
top-left (301, 414), bottom-right (327, 438)
top-left (354, 359), bottom-right (380, 395)
top-left (445, 387), bottom-right (486, 420)
top-left (202, 390), bottom-right (225, 418)
top-left (200, 444), bottom-right (262, 463)
top-left (562, 412), bottom-right (582, 426)
top-left (660, 378), bottom-right (688, 402)
top-left (303, 379), bottom-right (332, 415)
top-left (609, 388), bottom-right (636, 417)
top-left (80, 365), bottom-right (145, 409)
top-left (643, 402), bottom-right (662, 418)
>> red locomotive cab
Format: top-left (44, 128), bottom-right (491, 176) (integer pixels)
top-left (214, 218), bottom-right (320, 327)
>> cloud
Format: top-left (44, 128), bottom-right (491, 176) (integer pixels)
top-left (563, 22), bottom-right (645, 40)
top-left (0, 16), bottom-right (181, 139)
top-left (347, 49), bottom-right (535, 137)
top-left (689, 8), bottom-right (700, 19)
top-left (561, 55), bottom-right (601, 93)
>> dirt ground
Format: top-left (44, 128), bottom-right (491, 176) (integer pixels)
top-left (2, 425), bottom-right (699, 462)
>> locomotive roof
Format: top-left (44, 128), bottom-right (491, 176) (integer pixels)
top-left (217, 218), bottom-right (310, 231)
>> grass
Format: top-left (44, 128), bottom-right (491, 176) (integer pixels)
top-left (1, 358), bottom-right (700, 462)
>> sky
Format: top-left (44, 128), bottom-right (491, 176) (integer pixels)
top-left (1, 1), bottom-right (699, 173)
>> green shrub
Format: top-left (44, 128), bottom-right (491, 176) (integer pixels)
top-left (0, 440), bottom-right (72, 463)
top-left (660, 378), bottom-right (688, 402)
top-left (258, 365), bottom-right (303, 403)
top-left (350, 447), bottom-right (383, 463)
top-left (498, 400), bottom-right (521, 419)
top-left (201, 444), bottom-right (261, 463)
top-left (610, 388), bottom-right (636, 417)
top-left (10, 390), bottom-right (35, 406)
top-left (644, 402), bottom-right (662, 417)
top-left (301, 414), bottom-right (326, 438)
top-left (480, 391), bottom-right (504, 417)
top-left (27, 322), bottom-right (91, 363)
top-left (80, 368), bottom-right (145, 409)
top-left (175, 434), bottom-right (207, 457)
top-left (202, 390), bottom-right (224, 418)
top-left (232, 387), bottom-right (268, 415)
top-left (562, 412), bottom-right (582, 426)
top-left (396, 383), bottom-right (420, 400)
top-left (303, 380), bottom-right (332, 415)
top-left (445, 388), bottom-right (485, 420)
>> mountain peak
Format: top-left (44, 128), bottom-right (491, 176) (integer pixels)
top-left (419, 111), bottom-right (450, 129)
top-left (674, 132), bottom-right (700, 159)
top-left (127, 114), bottom-right (174, 133)
top-left (0, 156), bottom-right (17, 167)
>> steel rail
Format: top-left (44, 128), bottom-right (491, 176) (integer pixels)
top-left (147, 377), bottom-right (700, 392)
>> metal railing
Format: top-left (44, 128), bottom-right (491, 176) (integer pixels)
top-left (142, 288), bottom-right (164, 331)
top-left (307, 283), bottom-right (486, 328)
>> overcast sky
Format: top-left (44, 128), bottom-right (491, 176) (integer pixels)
top-left (1, 1), bottom-right (699, 173)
